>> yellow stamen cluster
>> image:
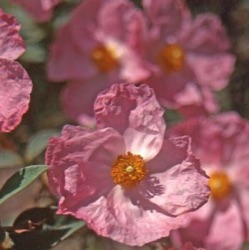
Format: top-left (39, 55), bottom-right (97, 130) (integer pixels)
top-left (91, 45), bottom-right (118, 73)
top-left (157, 44), bottom-right (185, 73)
top-left (111, 152), bottom-right (147, 188)
top-left (208, 171), bottom-right (232, 201)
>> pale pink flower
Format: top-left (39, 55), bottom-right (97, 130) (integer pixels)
top-left (0, 9), bottom-right (32, 132)
top-left (141, 0), bottom-right (235, 117)
top-left (10, 0), bottom-right (60, 22)
top-left (46, 83), bottom-right (210, 246)
top-left (47, 0), bottom-right (149, 123)
top-left (168, 113), bottom-right (249, 250)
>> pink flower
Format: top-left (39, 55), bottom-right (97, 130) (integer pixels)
top-left (10, 0), bottom-right (60, 22)
top-left (168, 113), bottom-right (249, 250)
top-left (141, 0), bottom-right (235, 117)
top-left (46, 83), bottom-right (210, 246)
top-left (47, 0), bottom-right (149, 123)
top-left (0, 9), bottom-right (32, 132)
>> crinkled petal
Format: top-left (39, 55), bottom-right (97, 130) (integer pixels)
top-left (0, 9), bottom-right (24, 60)
top-left (46, 126), bottom-right (125, 195)
top-left (57, 161), bottom-right (114, 215)
top-left (94, 83), bottom-right (165, 135)
top-left (137, 154), bottom-right (210, 216)
top-left (47, 24), bottom-right (97, 82)
top-left (10, 0), bottom-right (60, 22)
top-left (0, 59), bottom-right (32, 132)
top-left (64, 185), bottom-right (185, 246)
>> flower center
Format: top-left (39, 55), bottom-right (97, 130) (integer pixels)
top-left (157, 44), bottom-right (185, 73)
top-left (208, 171), bottom-right (232, 201)
top-left (91, 45), bottom-right (118, 73)
top-left (111, 152), bottom-right (147, 188)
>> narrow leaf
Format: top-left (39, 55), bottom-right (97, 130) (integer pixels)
top-left (0, 165), bottom-right (48, 205)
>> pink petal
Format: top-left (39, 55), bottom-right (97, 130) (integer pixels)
top-left (140, 154), bottom-right (210, 216)
top-left (147, 67), bottom-right (218, 117)
top-left (143, 0), bottom-right (191, 35)
top-left (61, 76), bottom-right (112, 123)
top-left (10, 0), bottom-right (60, 22)
top-left (187, 53), bottom-right (235, 91)
top-left (147, 136), bottom-right (189, 173)
top-left (66, 185), bottom-right (185, 246)
top-left (205, 201), bottom-right (243, 250)
top-left (47, 24), bottom-right (97, 82)
top-left (0, 10), bottom-right (25, 60)
top-left (123, 128), bottom-right (163, 161)
top-left (98, 0), bottom-right (136, 41)
top-left (57, 161), bottom-right (114, 216)
top-left (46, 126), bottom-right (125, 195)
top-left (0, 59), bottom-right (32, 132)
top-left (69, 0), bottom-right (101, 51)
top-left (94, 83), bottom-right (165, 135)
top-left (182, 13), bottom-right (232, 53)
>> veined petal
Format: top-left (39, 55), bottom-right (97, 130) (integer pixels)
top-left (95, 83), bottom-right (165, 134)
top-left (65, 185), bottom-right (185, 246)
top-left (137, 155), bottom-right (210, 216)
top-left (46, 126), bottom-right (125, 195)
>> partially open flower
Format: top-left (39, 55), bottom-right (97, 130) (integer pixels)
top-left (46, 83), bottom-right (209, 246)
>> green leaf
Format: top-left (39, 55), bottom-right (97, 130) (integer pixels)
top-left (25, 130), bottom-right (59, 163)
top-left (0, 150), bottom-right (23, 168)
top-left (0, 165), bottom-right (48, 205)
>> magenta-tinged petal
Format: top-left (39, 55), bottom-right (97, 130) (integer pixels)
top-left (11, 0), bottom-right (60, 22)
top-left (61, 76), bottom-right (112, 123)
top-left (205, 202), bottom-right (243, 250)
top-left (143, 0), bottom-right (190, 34)
top-left (57, 162), bottom-right (114, 215)
top-left (94, 83), bottom-right (165, 135)
top-left (47, 24), bottom-right (97, 82)
top-left (147, 136), bottom-right (189, 173)
top-left (187, 53), bottom-right (235, 91)
top-left (46, 126), bottom-right (125, 195)
top-left (63, 185), bottom-right (185, 246)
top-left (0, 59), bottom-right (32, 132)
top-left (98, 0), bottom-right (136, 41)
top-left (141, 155), bottom-right (210, 216)
top-left (69, 0), bottom-right (101, 51)
top-left (0, 10), bottom-right (25, 60)
top-left (183, 14), bottom-right (231, 53)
